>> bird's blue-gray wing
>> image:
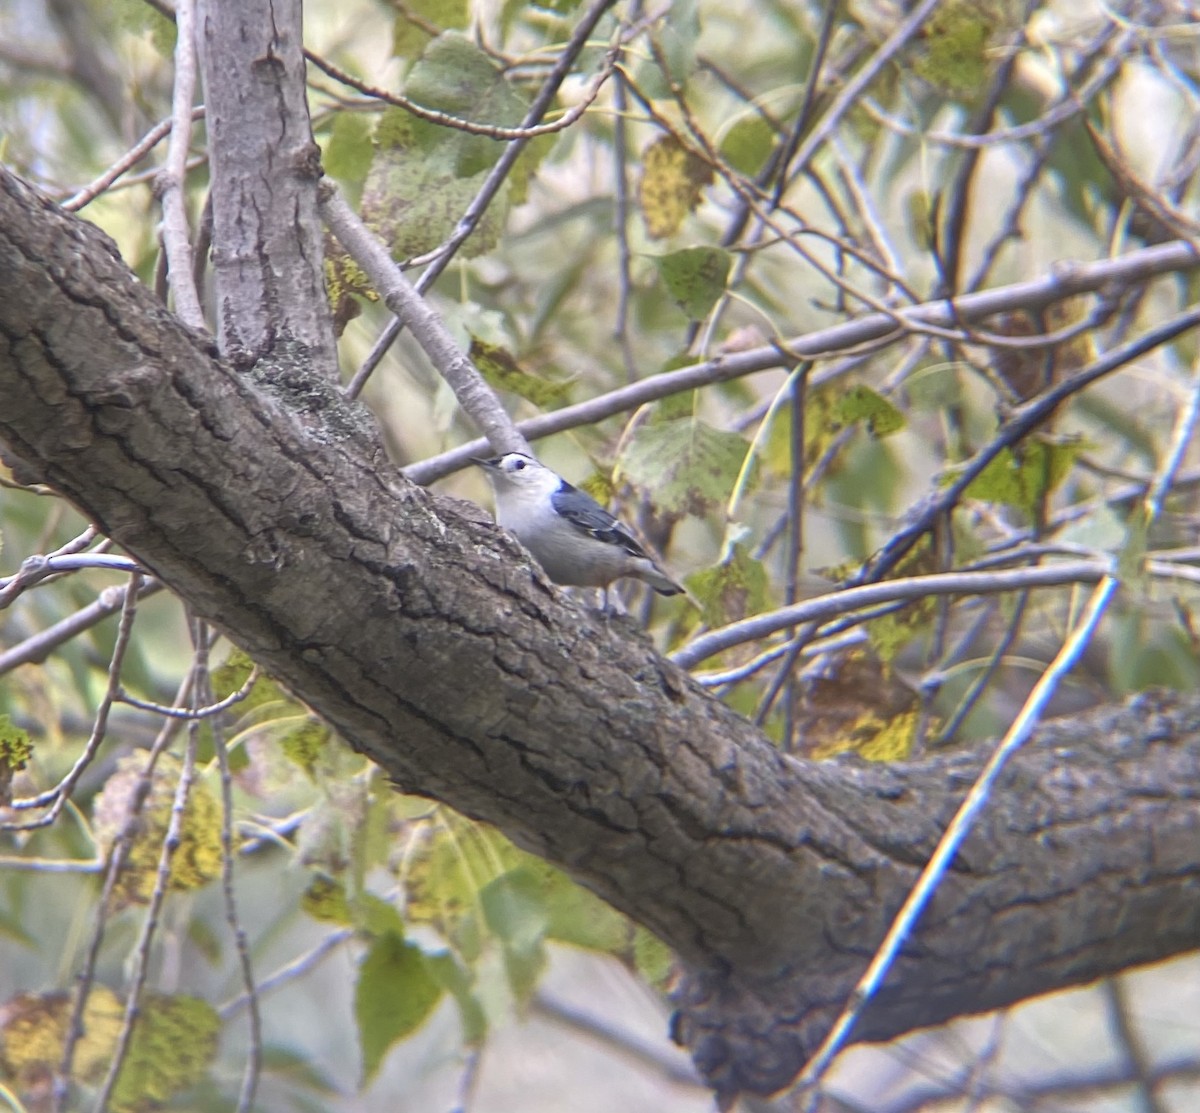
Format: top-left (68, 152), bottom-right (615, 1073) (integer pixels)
top-left (551, 483), bottom-right (651, 559)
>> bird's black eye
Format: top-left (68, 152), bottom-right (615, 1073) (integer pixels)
top-left (512, 459), bottom-right (526, 470)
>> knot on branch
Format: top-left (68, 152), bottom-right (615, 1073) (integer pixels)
top-left (670, 964), bottom-right (811, 1102)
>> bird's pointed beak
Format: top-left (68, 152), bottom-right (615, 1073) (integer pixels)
top-left (472, 456), bottom-right (501, 470)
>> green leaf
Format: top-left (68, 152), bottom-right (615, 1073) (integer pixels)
top-left (0, 715), bottom-right (33, 771)
top-left (480, 869), bottom-right (547, 949)
top-left (1118, 503), bottom-right (1149, 589)
top-left (392, 0), bottom-right (469, 58)
top-left (469, 337), bottom-right (574, 408)
top-left (355, 933), bottom-right (444, 1082)
top-left (632, 928), bottom-right (674, 988)
top-left (112, 0), bottom-right (176, 55)
top-left (647, 385), bottom-right (698, 422)
top-left (653, 247), bottom-right (732, 320)
top-left (354, 771), bottom-right (397, 882)
top-left (405, 34), bottom-right (528, 144)
top-left (633, 0), bottom-right (700, 98)
top-left (912, 1), bottom-right (993, 97)
top-left (833, 385), bottom-right (906, 437)
top-left (620, 417), bottom-right (750, 516)
top-left (258, 1046), bottom-right (340, 1094)
top-left (955, 438), bottom-right (1082, 517)
top-left (363, 34), bottom-right (533, 259)
top-left (720, 115), bottom-right (775, 176)
top-left (480, 869), bottom-right (548, 1002)
top-left (322, 112), bottom-right (374, 186)
top-left (538, 867), bottom-right (630, 953)
top-left (427, 951), bottom-right (488, 1045)
top-left (353, 892), bottom-right (407, 939)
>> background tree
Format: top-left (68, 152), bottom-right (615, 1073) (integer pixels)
top-left (2, 1), bottom-right (1200, 1111)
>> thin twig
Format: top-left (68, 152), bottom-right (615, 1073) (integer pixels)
top-left (156, 0), bottom-right (204, 329)
top-left (4, 572), bottom-right (144, 828)
top-left (59, 108), bottom-right (205, 212)
top-left (671, 560), bottom-right (1110, 670)
top-left (792, 571), bottom-right (1121, 1106)
top-left (53, 666), bottom-right (192, 1112)
top-left (1103, 978), bottom-right (1173, 1113)
top-left (781, 0), bottom-right (944, 181)
top-left (195, 623), bottom-right (262, 1113)
top-left (342, 0), bottom-right (622, 399)
top-left (402, 240), bottom-right (1200, 484)
top-left (91, 637), bottom-right (204, 1112)
top-left (320, 185), bottom-right (528, 455)
top-left (793, 325), bottom-right (1200, 1098)
top-left (304, 45), bottom-right (617, 141)
top-left (0, 580), bottom-right (163, 677)
top-left (116, 667), bottom-right (259, 719)
top-left (219, 928), bottom-right (354, 1018)
top-left (0, 553), bottom-right (145, 606)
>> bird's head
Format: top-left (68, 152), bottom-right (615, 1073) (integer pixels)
top-left (473, 452), bottom-right (561, 499)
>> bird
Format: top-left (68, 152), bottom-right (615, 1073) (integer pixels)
top-left (474, 452), bottom-right (684, 596)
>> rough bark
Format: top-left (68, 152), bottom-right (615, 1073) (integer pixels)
top-left (1, 169), bottom-right (1199, 1100)
top-left (194, 0), bottom-right (337, 377)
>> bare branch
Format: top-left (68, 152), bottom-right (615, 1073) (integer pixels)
top-left (404, 239), bottom-right (1200, 484)
top-left (156, 0), bottom-right (204, 329)
top-left (319, 184), bottom-right (528, 455)
top-left (670, 560), bottom-right (1111, 669)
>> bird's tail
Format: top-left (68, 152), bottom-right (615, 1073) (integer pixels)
top-left (636, 559), bottom-right (685, 596)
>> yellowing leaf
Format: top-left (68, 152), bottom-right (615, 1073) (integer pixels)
top-left (281, 718), bottom-right (333, 777)
top-left (685, 544), bottom-right (768, 628)
top-left (809, 709), bottom-right (920, 762)
top-left (619, 417), bottom-right (751, 516)
top-left (801, 652), bottom-right (925, 760)
top-left (639, 136), bottom-right (713, 239)
top-left (403, 813), bottom-right (526, 958)
top-left (913, 1), bottom-right (994, 97)
top-left (0, 987), bottom-right (123, 1092)
top-left (469, 337), bottom-right (574, 408)
top-left (654, 246), bottom-right (732, 320)
top-left (92, 753), bottom-right (223, 908)
top-left (0, 714), bottom-right (32, 782)
top-left (301, 874), bottom-right (354, 925)
top-left (109, 994), bottom-right (220, 1113)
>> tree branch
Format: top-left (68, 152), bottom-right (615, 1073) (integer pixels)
top-left (404, 239), bottom-right (1200, 485)
top-left (2, 169), bottom-right (1200, 1101)
top-left (195, 0), bottom-right (337, 375)
top-left (319, 185), bottom-right (528, 455)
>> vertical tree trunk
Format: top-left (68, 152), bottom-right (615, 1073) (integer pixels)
top-left (195, 0), bottom-right (338, 377)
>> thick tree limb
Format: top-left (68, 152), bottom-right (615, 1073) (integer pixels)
top-left (1, 169), bottom-right (1199, 1100)
top-left (195, 0), bottom-right (337, 376)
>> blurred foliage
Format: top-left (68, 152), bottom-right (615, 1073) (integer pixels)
top-left (3, 0), bottom-right (1200, 1107)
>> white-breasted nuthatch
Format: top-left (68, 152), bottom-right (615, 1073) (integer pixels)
top-left (475, 452), bottom-right (684, 595)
